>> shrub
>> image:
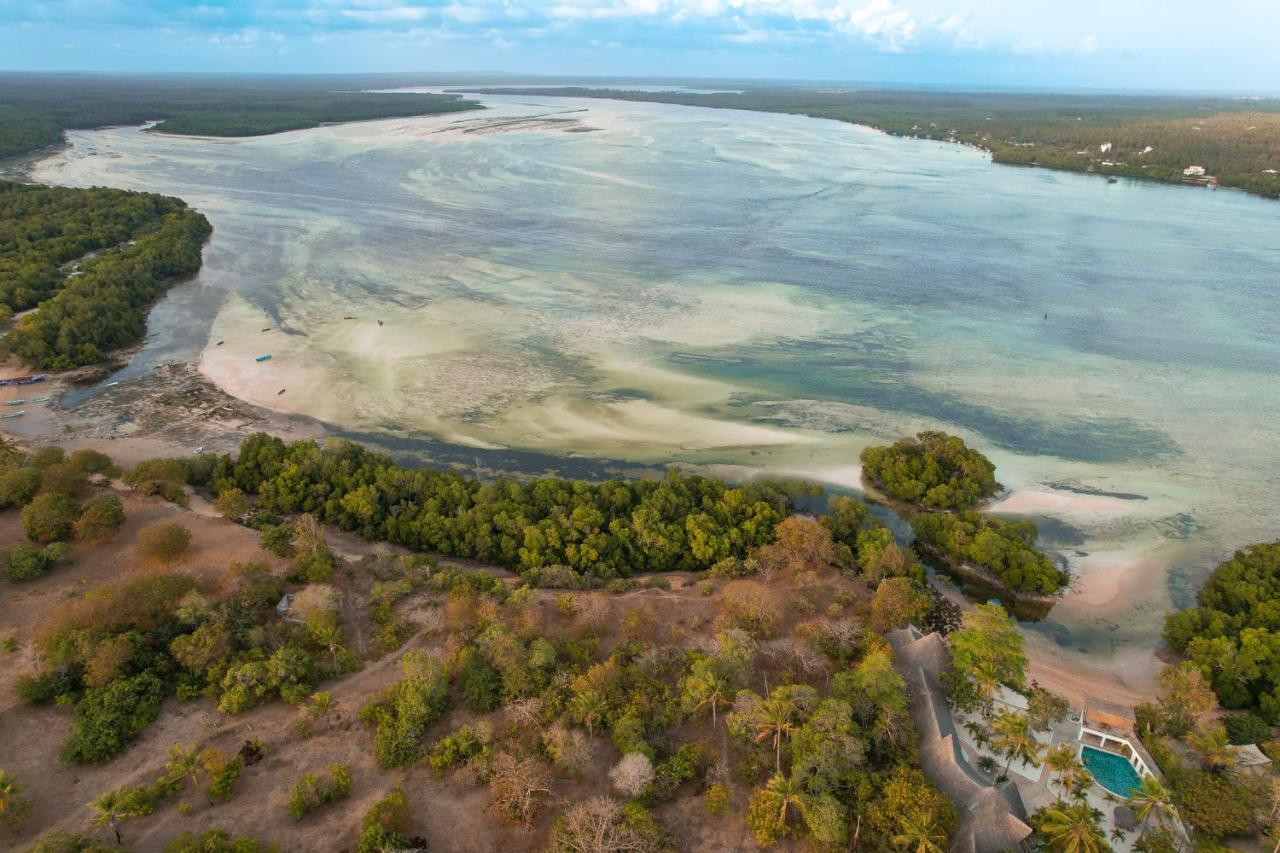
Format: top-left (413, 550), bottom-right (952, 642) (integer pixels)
top-left (0, 466), bottom-right (40, 509)
top-left (1223, 713), bottom-right (1272, 745)
top-left (39, 463), bottom-right (89, 498)
top-left (608, 753), bottom-right (655, 798)
top-left (1173, 770), bottom-right (1259, 838)
top-left (456, 647), bottom-right (502, 713)
top-left (16, 668), bottom-right (80, 704)
top-left (356, 783), bottom-right (412, 853)
top-left (206, 754), bottom-right (243, 802)
top-left (214, 487), bottom-right (250, 521)
top-left (123, 458), bottom-right (189, 505)
top-left (427, 723), bottom-right (492, 775)
top-left (165, 828), bottom-right (277, 852)
top-left (137, 522), bottom-right (191, 564)
top-left (705, 782), bottom-right (731, 815)
top-left (5, 541), bottom-right (70, 581)
top-left (259, 523), bottom-right (295, 557)
top-left (286, 763), bottom-right (352, 820)
top-left (68, 449), bottom-right (116, 477)
top-left (21, 492), bottom-right (81, 542)
top-left (74, 493), bottom-right (126, 542)
top-left (363, 653), bottom-right (451, 768)
top-left (0, 768), bottom-right (31, 828)
top-left (61, 671), bottom-right (166, 763)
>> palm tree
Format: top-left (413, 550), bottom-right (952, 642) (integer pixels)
top-left (892, 810), bottom-right (948, 853)
top-left (1044, 744), bottom-right (1084, 802)
top-left (991, 711), bottom-right (1041, 778)
top-left (1126, 777), bottom-right (1177, 840)
top-left (89, 789), bottom-right (146, 846)
top-left (311, 621), bottom-right (346, 672)
top-left (1188, 724), bottom-right (1239, 774)
top-left (759, 773), bottom-right (807, 832)
top-left (165, 743), bottom-right (208, 795)
top-left (972, 664), bottom-right (1001, 717)
top-left (752, 695), bottom-right (798, 773)
top-left (964, 719), bottom-right (990, 748)
top-left (1037, 802), bottom-right (1108, 853)
top-left (569, 688), bottom-right (608, 738)
top-left (690, 670), bottom-right (731, 730)
top-left (306, 691), bottom-right (336, 729)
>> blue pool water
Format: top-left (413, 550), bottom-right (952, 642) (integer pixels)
top-left (1082, 746), bottom-right (1144, 797)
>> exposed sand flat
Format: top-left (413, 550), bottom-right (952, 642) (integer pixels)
top-left (991, 488), bottom-right (1134, 517)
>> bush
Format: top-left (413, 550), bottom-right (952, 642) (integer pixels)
top-left (68, 449), bottom-right (115, 477)
top-left (0, 768), bottom-right (31, 828)
top-left (21, 492), bottom-right (81, 542)
top-left (259, 523), bottom-right (295, 557)
top-left (165, 828), bottom-right (276, 852)
top-left (74, 493), bottom-right (126, 542)
top-left (123, 458), bottom-right (189, 506)
top-left (1223, 713), bottom-right (1272, 745)
top-left (1173, 770), bottom-right (1259, 839)
top-left (0, 466), bottom-right (40, 509)
top-left (356, 783), bottom-right (412, 853)
top-left (137, 522), bottom-right (191, 564)
top-left (5, 541), bottom-right (70, 581)
top-left (60, 671), bottom-right (166, 763)
top-left (427, 723), bottom-right (492, 775)
top-left (286, 763), bottom-right (352, 820)
top-left (206, 755), bottom-right (243, 802)
top-left (860, 431), bottom-right (998, 509)
top-left (16, 668), bottom-right (80, 704)
top-left (214, 487), bottom-right (250, 521)
top-left (364, 653), bottom-right (451, 768)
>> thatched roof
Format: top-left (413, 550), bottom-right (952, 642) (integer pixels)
top-left (887, 626), bottom-right (1033, 853)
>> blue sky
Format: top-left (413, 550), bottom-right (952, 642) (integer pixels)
top-left (2, 0), bottom-right (1277, 91)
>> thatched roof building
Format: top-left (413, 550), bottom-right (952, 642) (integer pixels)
top-left (887, 626), bottom-right (1033, 853)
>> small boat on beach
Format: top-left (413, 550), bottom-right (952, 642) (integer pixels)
top-left (28, 396), bottom-right (50, 403)
top-left (105, 381), bottom-right (120, 387)
top-left (4, 399), bottom-right (25, 406)
top-left (0, 411), bottom-right (26, 419)
top-left (0, 374), bottom-right (47, 387)
top-left (256, 354), bottom-right (272, 363)
top-left (277, 388), bottom-right (286, 395)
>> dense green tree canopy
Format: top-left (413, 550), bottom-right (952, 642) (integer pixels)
top-left (912, 510), bottom-right (1066, 594)
top-left (0, 181), bottom-right (211, 369)
top-left (1164, 543), bottom-right (1280, 721)
top-left (861, 431), bottom-right (998, 509)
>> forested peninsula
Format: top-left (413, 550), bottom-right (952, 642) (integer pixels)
top-left (0, 181), bottom-right (211, 369)
top-left (0, 75), bottom-right (481, 159)
top-left (461, 86), bottom-right (1280, 199)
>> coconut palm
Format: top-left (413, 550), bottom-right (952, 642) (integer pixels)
top-left (568, 687), bottom-right (608, 738)
top-left (1036, 802), bottom-right (1108, 853)
top-left (1044, 744), bottom-right (1085, 802)
top-left (1187, 724), bottom-right (1239, 774)
top-left (306, 691), bottom-right (336, 728)
top-left (752, 694), bottom-right (798, 773)
top-left (1125, 777), bottom-right (1177, 839)
top-left (688, 669), bottom-right (731, 729)
top-left (165, 743), bottom-right (209, 795)
top-left (892, 810), bottom-right (948, 853)
top-left (89, 789), bottom-right (147, 846)
top-left (991, 711), bottom-right (1041, 777)
top-left (972, 664), bottom-right (1001, 717)
top-left (311, 620), bottom-right (346, 672)
top-left (964, 719), bottom-right (991, 748)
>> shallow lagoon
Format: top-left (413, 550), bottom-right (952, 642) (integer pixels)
top-left (32, 93), bottom-right (1280, 690)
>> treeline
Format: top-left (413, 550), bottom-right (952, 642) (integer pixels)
top-left (0, 74), bottom-right (482, 159)
top-left (195, 434), bottom-right (800, 578)
top-left (463, 86), bottom-right (1280, 199)
top-left (0, 181), bottom-right (211, 369)
top-left (1164, 542), bottom-right (1280, 721)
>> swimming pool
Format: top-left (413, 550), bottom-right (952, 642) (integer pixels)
top-left (1082, 745), bottom-right (1144, 797)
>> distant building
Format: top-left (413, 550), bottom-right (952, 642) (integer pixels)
top-left (1099, 142), bottom-right (1112, 153)
top-left (1183, 165), bottom-right (1207, 177)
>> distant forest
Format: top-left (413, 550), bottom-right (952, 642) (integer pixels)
top-left (0, 181), bottom-right (211, 369)
top-left (462, 86), bottom-right (1280, 199)
top-left (0, 74), bottom-right (482, 158)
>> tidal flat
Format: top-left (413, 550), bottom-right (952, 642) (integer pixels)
top-left (29, 93), bottom-right (1280, 693)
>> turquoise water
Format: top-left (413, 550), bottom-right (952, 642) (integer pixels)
top-left (1082, 745), bottom-right (1144, 797)
top-left (30, 93), bottom-right (1280, 683)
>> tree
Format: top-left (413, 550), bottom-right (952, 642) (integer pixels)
top-left (21, 492), bottom-right (81, 543)
top-left (870, 577), bottom-right (931, 633)
top-left (1156, 663), bottom-right (1217, 735)
top-left (165, 744), bottom-right (216, 796)
top-left (991, 711), bottom-right (1041, 777)
top-left (214, 488), bottom-right (251, 521)
top-left (304, 692), bottom-right (336, 729)
top-left (860, 431), bottom-right (998, 509)
top-left (1044, 744), bottom-right (1080, 803)
top-left (746, 774), bottom-right (807, 846)
top-left (948, 604), bottom-right (1027, 709)
top-left (1027, 686), bottom-right (1071, 730)
top-left (1125, 777), bottom-right (1177, 840)
top-left (682, 662), bottom-right (731, 729)
top-left (74, 493), bottom-right (125, 542)
top-left (892, 810), bottom-right (948, 853)
top-left (137, 522), bottom-right (191, 564)
top-left (752, 692), bottom-right (799, 773)
top-left (609, 753), bottom-right (655, 798)
top-left (1188, 723), bottom-right (1240, 773)
top-left (1035, 802), bottom-right (1109, 853)
top-left (88, 788), bottom-right (148, 846)
top-left (489, 752), bottom-right (551, 825)
top-left (552, 796), bottom-right (657, 853)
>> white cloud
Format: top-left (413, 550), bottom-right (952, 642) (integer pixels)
top-left (340, 6), bottom-right (433, 23)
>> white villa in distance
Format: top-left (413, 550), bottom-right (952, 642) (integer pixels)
top-left (1183, 165), bottom-right (1207, 177)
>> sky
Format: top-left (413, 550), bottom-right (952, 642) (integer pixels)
top-left (1, 0), bottom-right (1277, 92)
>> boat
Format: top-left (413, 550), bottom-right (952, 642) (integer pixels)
top-left (193, 446), bottom-right (205, 454)
top-left (0, 374), bottom-right (47, 387)
top-left (28, 396), bottom-right (50, 403)
top-left (3, 399), bottom-right (25, 406)
top-left (256, 354), bottom-right (272, 362)
top-left (105, 381), bottom-right (120, 387)
top-left (277, 388), bottom-right (286, 395)
top-left (0, 411), bottom-right (25, 419)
